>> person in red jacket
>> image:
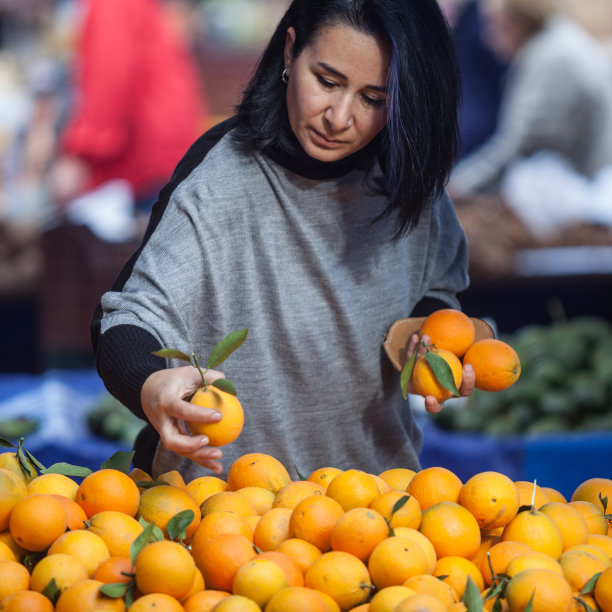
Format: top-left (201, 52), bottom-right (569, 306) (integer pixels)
top-left (50, 0), bottom-right (208, 214)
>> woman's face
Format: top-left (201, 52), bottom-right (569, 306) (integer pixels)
top-left (283, 24), bottom-right (390, 162)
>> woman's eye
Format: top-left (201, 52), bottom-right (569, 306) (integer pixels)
top-left (316, 75), bottom-right (337, 89)
top-left (363, 95), bottom-right (385, 108)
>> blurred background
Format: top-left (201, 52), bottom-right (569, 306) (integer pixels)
top-left (0, 0), bottom-right (611, 498)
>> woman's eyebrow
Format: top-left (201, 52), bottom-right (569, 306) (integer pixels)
top-left (317, 61), bottom-right (388, 93)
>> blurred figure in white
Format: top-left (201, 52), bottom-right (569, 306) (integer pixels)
top-left (448, 0), bottom-right (612, 238)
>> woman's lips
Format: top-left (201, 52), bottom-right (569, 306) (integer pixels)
top-left (310, 128), bottom-right (346, 148)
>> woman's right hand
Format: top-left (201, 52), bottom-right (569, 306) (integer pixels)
top-left (140, 366), bottom-right (226, 473)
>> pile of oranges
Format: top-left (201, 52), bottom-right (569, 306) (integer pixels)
top-left (1, 448), bottom-right (612, 612)
top-left (409, 309), bottom-right (522, 402)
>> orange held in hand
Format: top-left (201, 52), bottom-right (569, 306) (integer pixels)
top-left (411, 348), bottom-right (463, 402)
top-left (189, 386), bottom-right (244, 447)
top-left (419, 308), bottom-right (476, 357)
top-left (462, 338), bottom-right (521, 392)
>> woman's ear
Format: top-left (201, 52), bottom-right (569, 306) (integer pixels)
top-left (284, 27), bottom-right (296, 72)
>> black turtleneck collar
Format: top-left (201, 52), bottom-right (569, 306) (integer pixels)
top-left (263, 109), bottom-right (383, 181)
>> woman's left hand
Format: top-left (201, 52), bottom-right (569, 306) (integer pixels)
top-left (405, 332), bottom-right (476, 414)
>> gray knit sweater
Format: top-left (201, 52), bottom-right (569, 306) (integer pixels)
top-left (91, 118), bottom-right (469, 481)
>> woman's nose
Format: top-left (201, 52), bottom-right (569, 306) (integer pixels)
top-left (324, 97), bottom-right (354, 131)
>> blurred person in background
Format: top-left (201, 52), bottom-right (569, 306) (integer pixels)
top-left (49, 0), bottom-right (209, 221)
top-left (439, 0), bottom-right (507, 159)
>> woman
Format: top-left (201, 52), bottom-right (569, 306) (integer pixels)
top-left (91, 0), bottom-right (474, 480)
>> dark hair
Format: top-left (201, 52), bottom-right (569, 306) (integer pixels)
top-left (235, 0), bottom-right (460, 236)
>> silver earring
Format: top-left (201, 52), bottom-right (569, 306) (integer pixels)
top-left (281, 69), bottom-right (289, 84)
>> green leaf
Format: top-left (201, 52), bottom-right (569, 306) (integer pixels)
top-left (462, 575), bottom-right (484, 611)
top-left (391, 495), bottom-right (409, 516)
top-left (99, 582), bottom-right (130, 598)
top-left (41, 578), bottom-right (60, 604)
top-left (580, 572), bottom-right (602, 596)
top-left (136, 480), bottom-right (168, 489)
top-left (23, 448), bottom-right (46, 472)
top-left (400, 349), bottom-right (418, 399)
top-left (101, 450), bottom-right (135, 473)
top-left (125, 582), bottom-right (137, 608)
top-left (574, 596), bottom-right (599, 612)
top-left (295, 466), bottom-right (307, 481)
top-left (492, 599), bottom-right (504, 612)
top-left (212, 378), bottom-right (237, 395)
top-left (167, 509), bottom-right (195, 542)
top-left (152, 348), bottom-right (193, 363)
top-left (130, 522), bottom-right (162, 564)
top-left (207, 329), bottom-right (248, 369)
top-left (425, 352), bottom-right (460, 396)
top-left (0, 436), bottom-right (17, 448)
top-left (524, 591), bottom-right (535, 612)
top-left (599, 493), bottom-right (608, 514)
top-left (41, 463), bottom-right (93, 478)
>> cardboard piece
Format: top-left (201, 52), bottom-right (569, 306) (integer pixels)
top-left (383, 316), bottom-right (496, 371)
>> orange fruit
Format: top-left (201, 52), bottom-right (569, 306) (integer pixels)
top-left (30, 552), bottom-right (89, 594)
top-left (183, 589), bottom-right (231, 612)
top-left (459, 471), bottom-right (519, 530)
top-left (138, 484), bottom-right (201, 541)
top-left (402, 574), bottom-right (458, 607)
top-left (127, 593), bottom-right (183, 612)
top-left (289, 494), bottom-right (344, 552)
top-left (0, 531), bottom-right (26, 562)
top-left (559, 547), bottom-right (611, 592)
top-left (514, 480), bottom-right (550, 509)
top-left (505, 568), bottom-right (573, 612)
top-left (595, 565), bottom-right (612, 612)
top-left (0, 469), bottom-right (28, 531)
top-left (191, 532), bottom-right (256, 592)
top-left (179, 566), bottom-right (205, 604)
top-left (569, 501), bottom-right (609, 535)
top-left (305, 550), bottom-right (374, 611)
top-left (257, 550), bottom-right (304, 587)
top-left (253, 507), bottom-right (291, 551)
top-left (501, 507), bottom-right (564, 559)
top-left (200, 490), bottom-right (258, 518)
top-left (307, 467), bottom-right (344, 490)
top-left (411, 348), bottom-right (463, 402)
top-left (433, 555), bottom-right (484, 600)
top-left (87, 510), bottom-right (144, 557)
top-left (76, 468), bottom-right (140, 518)
top-left (227, 453), bottom-right (291, 494)
top-left (0, 590), bottom-right (55, 612)
top-left (369, 490), bottom-right (422, 530)
top-left (0, 540), bottom-right (16, 562)
top-left (275, 537), bottom-right (322, 574)
top-left (572, 478), bottom-right (612, 514)
top-left (377, 468), bottom-right (416, 492)
top-left (368, 585), bottom-right (418, 612)
top-left (185, 475), bottom-right (228, 506)
top-left (471, 532), bottom-right (501, 575)
top-left (370, 474), bottom-right (392, 495)
top-left (392, 527), bottom-right (437, 574)
top-left (9, 493), bottom-right (68, 551)
top-left (128, 467), bottom-right (153, 491)
top-left (0, 453), bottom-right (36, 483)
top-left (51, 494), bottom-right (88, 531)
top-left (192, 510), bottom-right (254, 547)
top-left (236, 486), bottom-right (275, 515)
top-left (26, 473), bottom-right (79, 499)
top-left (272, 480), bottom-right (325, 510)
top-left (505, 551), bottom-right (563, 578)
top-left (394, 593), bottom-right (448, 612)
top-left (54, 578), bottom-right (125, 612)
top-left (231, 557), bottom-right (288, 607)
top-left (157, 470), bottom-right (187, 489)
top-left (408, 466), bottom-right (463, 510)
top-left (368, 535), bottom-right (429, 589)
top-left (48, 529), bottom-right (111, 577)
top-left (542, 487), bottom-right (567, 503)
top-left (188, 386), bottom-right (244, 446)
top-left (325, 469), bottom-right (380, 511)
top-left (419, 501), bottom-right (481, 559)
top-left (419, 308), bottom-right (476, 357)
top-left (463, 338), bottom-right (521, 392)
top-left (264, 585), bottom-right (331, 612)
top-left (479, 540), bottom-right (532, 587)
top-left (134, 539), bottom-right (197, 600)
top-left (93, 556), bottom-right (134, 584)
top-left (209, 594), bottom-right (261, 612)
top-left (565, 543), bottom-right (612, 565)
top-left (330, 507), bottom-right (390, 562)
top-left (539, 501), bottom-right (590, 551)
top-left (587, 533), bottom-right (612, 560)
top-left (0, 559), bottom-right (31, 600)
